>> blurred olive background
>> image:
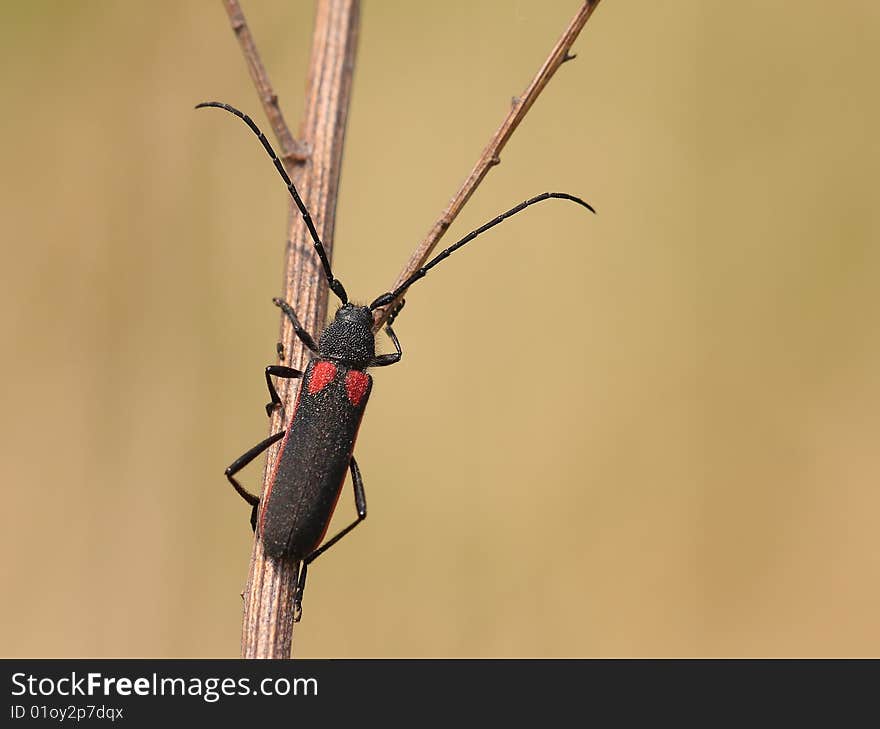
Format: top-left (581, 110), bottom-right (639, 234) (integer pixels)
top-left (2, 1), bottom-right (878, 658)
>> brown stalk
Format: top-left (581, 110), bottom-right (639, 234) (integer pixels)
top-left (372, 0), bottom-right (603, 328)
top-left (221, 0), bottom-right (308, 163)
top-left (224, 0), bottom-right (360, 659)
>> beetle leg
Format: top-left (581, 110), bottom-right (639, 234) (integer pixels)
top-left (273, 297), bottom-right (320, 354)
top-left (293, 563), bottom-right (308, 623)
top-left (224, 431), bottom-right (286, 531)
top-left (294, 456), bottom-right (367, 621)
top-left (369, 299), bottom-right (405, 368)
top-left (305, 456), bottom-right (367, 561)
top-left (264, 365), bottom-right (302, 416)
top-left (368, 325), bottom-right (402, 367)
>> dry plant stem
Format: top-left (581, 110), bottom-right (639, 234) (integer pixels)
top-left (373, 0), bottom-right (603, 329)
top-left (222, 0), bottom-right (308, 162)
top-left (236, 0), bottom-right (360, 659)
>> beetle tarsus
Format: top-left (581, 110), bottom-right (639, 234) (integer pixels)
top-left (293, 562), bottom-right (308, 623)
top-left (225, 431), bottom-right (286, 512)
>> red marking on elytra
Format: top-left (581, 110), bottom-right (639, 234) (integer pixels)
top-left (308, 361), bottom-right (337, 394)
top-left (345, 370), bottom-right (370, 407)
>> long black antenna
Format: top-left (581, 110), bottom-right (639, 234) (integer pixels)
top-left (196, 101), bottom-right (348, 305)
top-left (369, 192), bottom-right (594, 311)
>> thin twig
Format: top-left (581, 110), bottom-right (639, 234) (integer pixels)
top-left (232, 0), bottom-right (360, 659)
top-left (373, 0), bottom-right (602, 328)
top-left (222, 0), bottom-right (309, 163)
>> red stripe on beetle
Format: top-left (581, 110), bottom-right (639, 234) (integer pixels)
top-left (308, 361), bottom-right (337, 394)
top-left (345, 370), bottom-right (369, 406)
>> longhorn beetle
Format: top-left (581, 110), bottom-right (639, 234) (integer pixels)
top-left (198, 101), bottom-right (594, 621)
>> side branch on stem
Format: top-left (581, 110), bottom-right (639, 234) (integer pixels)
top-left (222, 0), bottom-right (309, 163)
top-left (372, 0), bottom-right (603, 328)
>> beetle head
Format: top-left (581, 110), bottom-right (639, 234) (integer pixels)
top-left (319, 304), bottom-right (375, 368)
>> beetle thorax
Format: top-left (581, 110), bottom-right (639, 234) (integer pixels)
top-left (318, 304), bottom-right (375, 368)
